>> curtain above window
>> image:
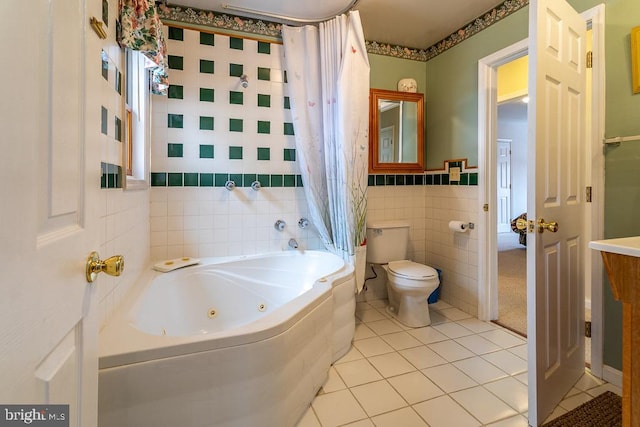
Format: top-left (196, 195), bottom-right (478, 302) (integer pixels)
top-left (118, 0), bottom-right (168, 95)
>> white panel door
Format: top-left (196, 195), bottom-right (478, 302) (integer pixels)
top-left (527, 0), bottom-right (586, 424)
top-left (497, 140), bottom-right (512, 233)
top-left (1, 1), bottom-right (100, 426)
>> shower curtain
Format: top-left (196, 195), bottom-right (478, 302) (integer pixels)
top-left (282, 11), bottom-right (370, 292)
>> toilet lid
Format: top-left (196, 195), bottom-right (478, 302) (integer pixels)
top-left (388, 260), bottom-right (438, 280)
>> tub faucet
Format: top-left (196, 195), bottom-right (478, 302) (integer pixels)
top-left (288, 239), bottom-right (299, 249)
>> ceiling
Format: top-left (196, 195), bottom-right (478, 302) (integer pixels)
top-left (171, 0), bottom-right (508, 50)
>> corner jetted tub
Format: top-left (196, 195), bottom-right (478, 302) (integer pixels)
top-left (98, 250), bottom-right (355, 427)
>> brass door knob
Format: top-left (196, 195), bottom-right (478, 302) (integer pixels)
top-left (537, 218), bottom-right (559, 233)
top-left (86, 251), bottom-right (124, 283)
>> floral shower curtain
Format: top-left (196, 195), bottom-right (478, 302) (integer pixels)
top-left (118, 0), bottom-right (169, 95)
top-left (282, 11), bottom-right (370, 292)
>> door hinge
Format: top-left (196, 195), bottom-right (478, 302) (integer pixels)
top-left (483, 204), bottom-right (489, 212)
top-left (586, 51), bottom-right (593, 69)
top-left (586, 186), bottom-right (592, 203)
top-left (585, 320), bottom-right (592, 338)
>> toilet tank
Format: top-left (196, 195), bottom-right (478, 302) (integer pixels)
top-left (366, 220), bottom-right (410, 264)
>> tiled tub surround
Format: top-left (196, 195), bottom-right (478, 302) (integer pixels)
top-left (150, 26), bottom-right (314, 259)
top-left (150, 186), bottom-right (323, 260)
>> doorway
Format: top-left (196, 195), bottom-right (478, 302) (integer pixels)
top-left (495, 94), bottom-right (528, 337)
top-left (477, 5), bottom-right (606, 379)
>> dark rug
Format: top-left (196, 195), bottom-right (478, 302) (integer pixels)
top-left (542, 391), bottom-right (622, 427)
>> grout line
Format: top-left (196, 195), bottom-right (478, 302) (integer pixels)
top-left (302, 302), bottom-right (618, 427)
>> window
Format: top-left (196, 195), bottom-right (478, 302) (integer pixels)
top-left (123, 48), bottom-right (151, 190)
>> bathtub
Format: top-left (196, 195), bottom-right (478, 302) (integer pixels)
top-left (98, 250), bottom-right (355, 427)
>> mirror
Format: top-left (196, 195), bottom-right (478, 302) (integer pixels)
top-left (369, 88), bottom-right (424, 173)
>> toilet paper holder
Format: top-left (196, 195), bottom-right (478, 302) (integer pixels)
top-left (449, 221), bottom-right (475, 231)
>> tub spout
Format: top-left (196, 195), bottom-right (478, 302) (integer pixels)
top-left (288, 239), bottom-right (298, 249)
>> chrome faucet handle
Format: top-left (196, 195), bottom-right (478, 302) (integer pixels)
top-left (224, 180), bottom-right (236, 191)
top-left (298, 218), bottom-right (309, 229)
top-left (251, 180), bottom-right (261, 191)
top-left (274, 220), bottom-right (286, 231)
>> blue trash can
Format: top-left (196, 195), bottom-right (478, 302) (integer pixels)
top-left (427, 268), bottom-right (442, 304)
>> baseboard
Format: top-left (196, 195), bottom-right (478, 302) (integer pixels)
top-left (602, 364), bottom-right (623, 389)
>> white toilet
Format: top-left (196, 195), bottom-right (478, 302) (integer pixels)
top-left (366, 221), bottom-right (440, 327)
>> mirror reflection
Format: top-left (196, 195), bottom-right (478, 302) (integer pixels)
top-left (369, 88), bottom-right (424, 173)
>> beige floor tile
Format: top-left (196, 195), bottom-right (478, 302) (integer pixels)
top-left (399, 345), bottom-right (448, 369)
top-left (350, 380), bottom-right (408, 417)
top-left (296, 406), bottom-right (321, 427)
top-left (450, 386), bottom-right (518, 424)
top-left (387, 371), bottom-right (444, 404)
top-left (482, 350), bottom-right (527, 375)
top-left (334, 359), bottom-right (383, 387)
top-left (421, 363), bottom-right (478, 393)
top-left (311, 389), bottom-right (367, 427)
top-left (407, 326), bottom-right (449, 345)
top-left (428, 339), bottom-right (475, 362)
top-left (413, 395), bottom-right (481, 427)
top-left (366, 318), bottom-right (405, 335)
top-left (453, 356), bottom-right (509, 384)
top-left (455, 334), bottom-right (503, 355)
top-left (484, 376), bottom-right (529, 413)
top-left (371, 407), bottom-right (428, 427)
top-left (353, 336), bottom-right (395, 357)
top-left (380, 331), bottom-right (423, 350)
top-left (368, 352), bottom-right (416, 378)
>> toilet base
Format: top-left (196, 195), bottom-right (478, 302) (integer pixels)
top-left (386, 297), bottom-right (432, 328)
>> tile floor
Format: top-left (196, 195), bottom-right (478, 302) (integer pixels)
top-left (296, 300), bottom-right (621, 427)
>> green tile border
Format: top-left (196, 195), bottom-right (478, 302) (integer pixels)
top-left (367, 172), bottom-right (478, 186)
top-left (151, 171), bottom-right (304, 188)
top-left (367, 159), bottom-right (479, 186)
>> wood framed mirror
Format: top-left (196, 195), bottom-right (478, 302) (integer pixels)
top-left (369, 88), bottom-right (424, 173)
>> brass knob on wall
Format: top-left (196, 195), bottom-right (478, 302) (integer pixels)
top-left (86, 251), bottom-right (124, 283)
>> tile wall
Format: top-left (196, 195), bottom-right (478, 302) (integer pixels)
top-left (96, 0), bottom-right (150, 329)
top-left (149, 26), bottom-right (322, 260)
top-left (149, 24), bottom-right (480, 316)
top-left (364, 185), bottom-right (479, 317)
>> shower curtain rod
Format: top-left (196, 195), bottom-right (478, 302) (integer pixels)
top-left (221, 0), bottom-right (360, 24)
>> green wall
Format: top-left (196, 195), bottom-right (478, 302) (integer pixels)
top-left (600, 0), bottom-right (640, 370)
top-left (369, 54), bottom-right (427, 92)
top-left (422, 0), bottom-right (640, 370)
top-left (424, 7), bottom-right (528, 169)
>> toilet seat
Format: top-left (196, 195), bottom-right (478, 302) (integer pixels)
top-left (388, 260), bottom-right (438, 280)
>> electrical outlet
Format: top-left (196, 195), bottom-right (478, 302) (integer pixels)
top-left (449, 166), bottom-right (461, 181)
